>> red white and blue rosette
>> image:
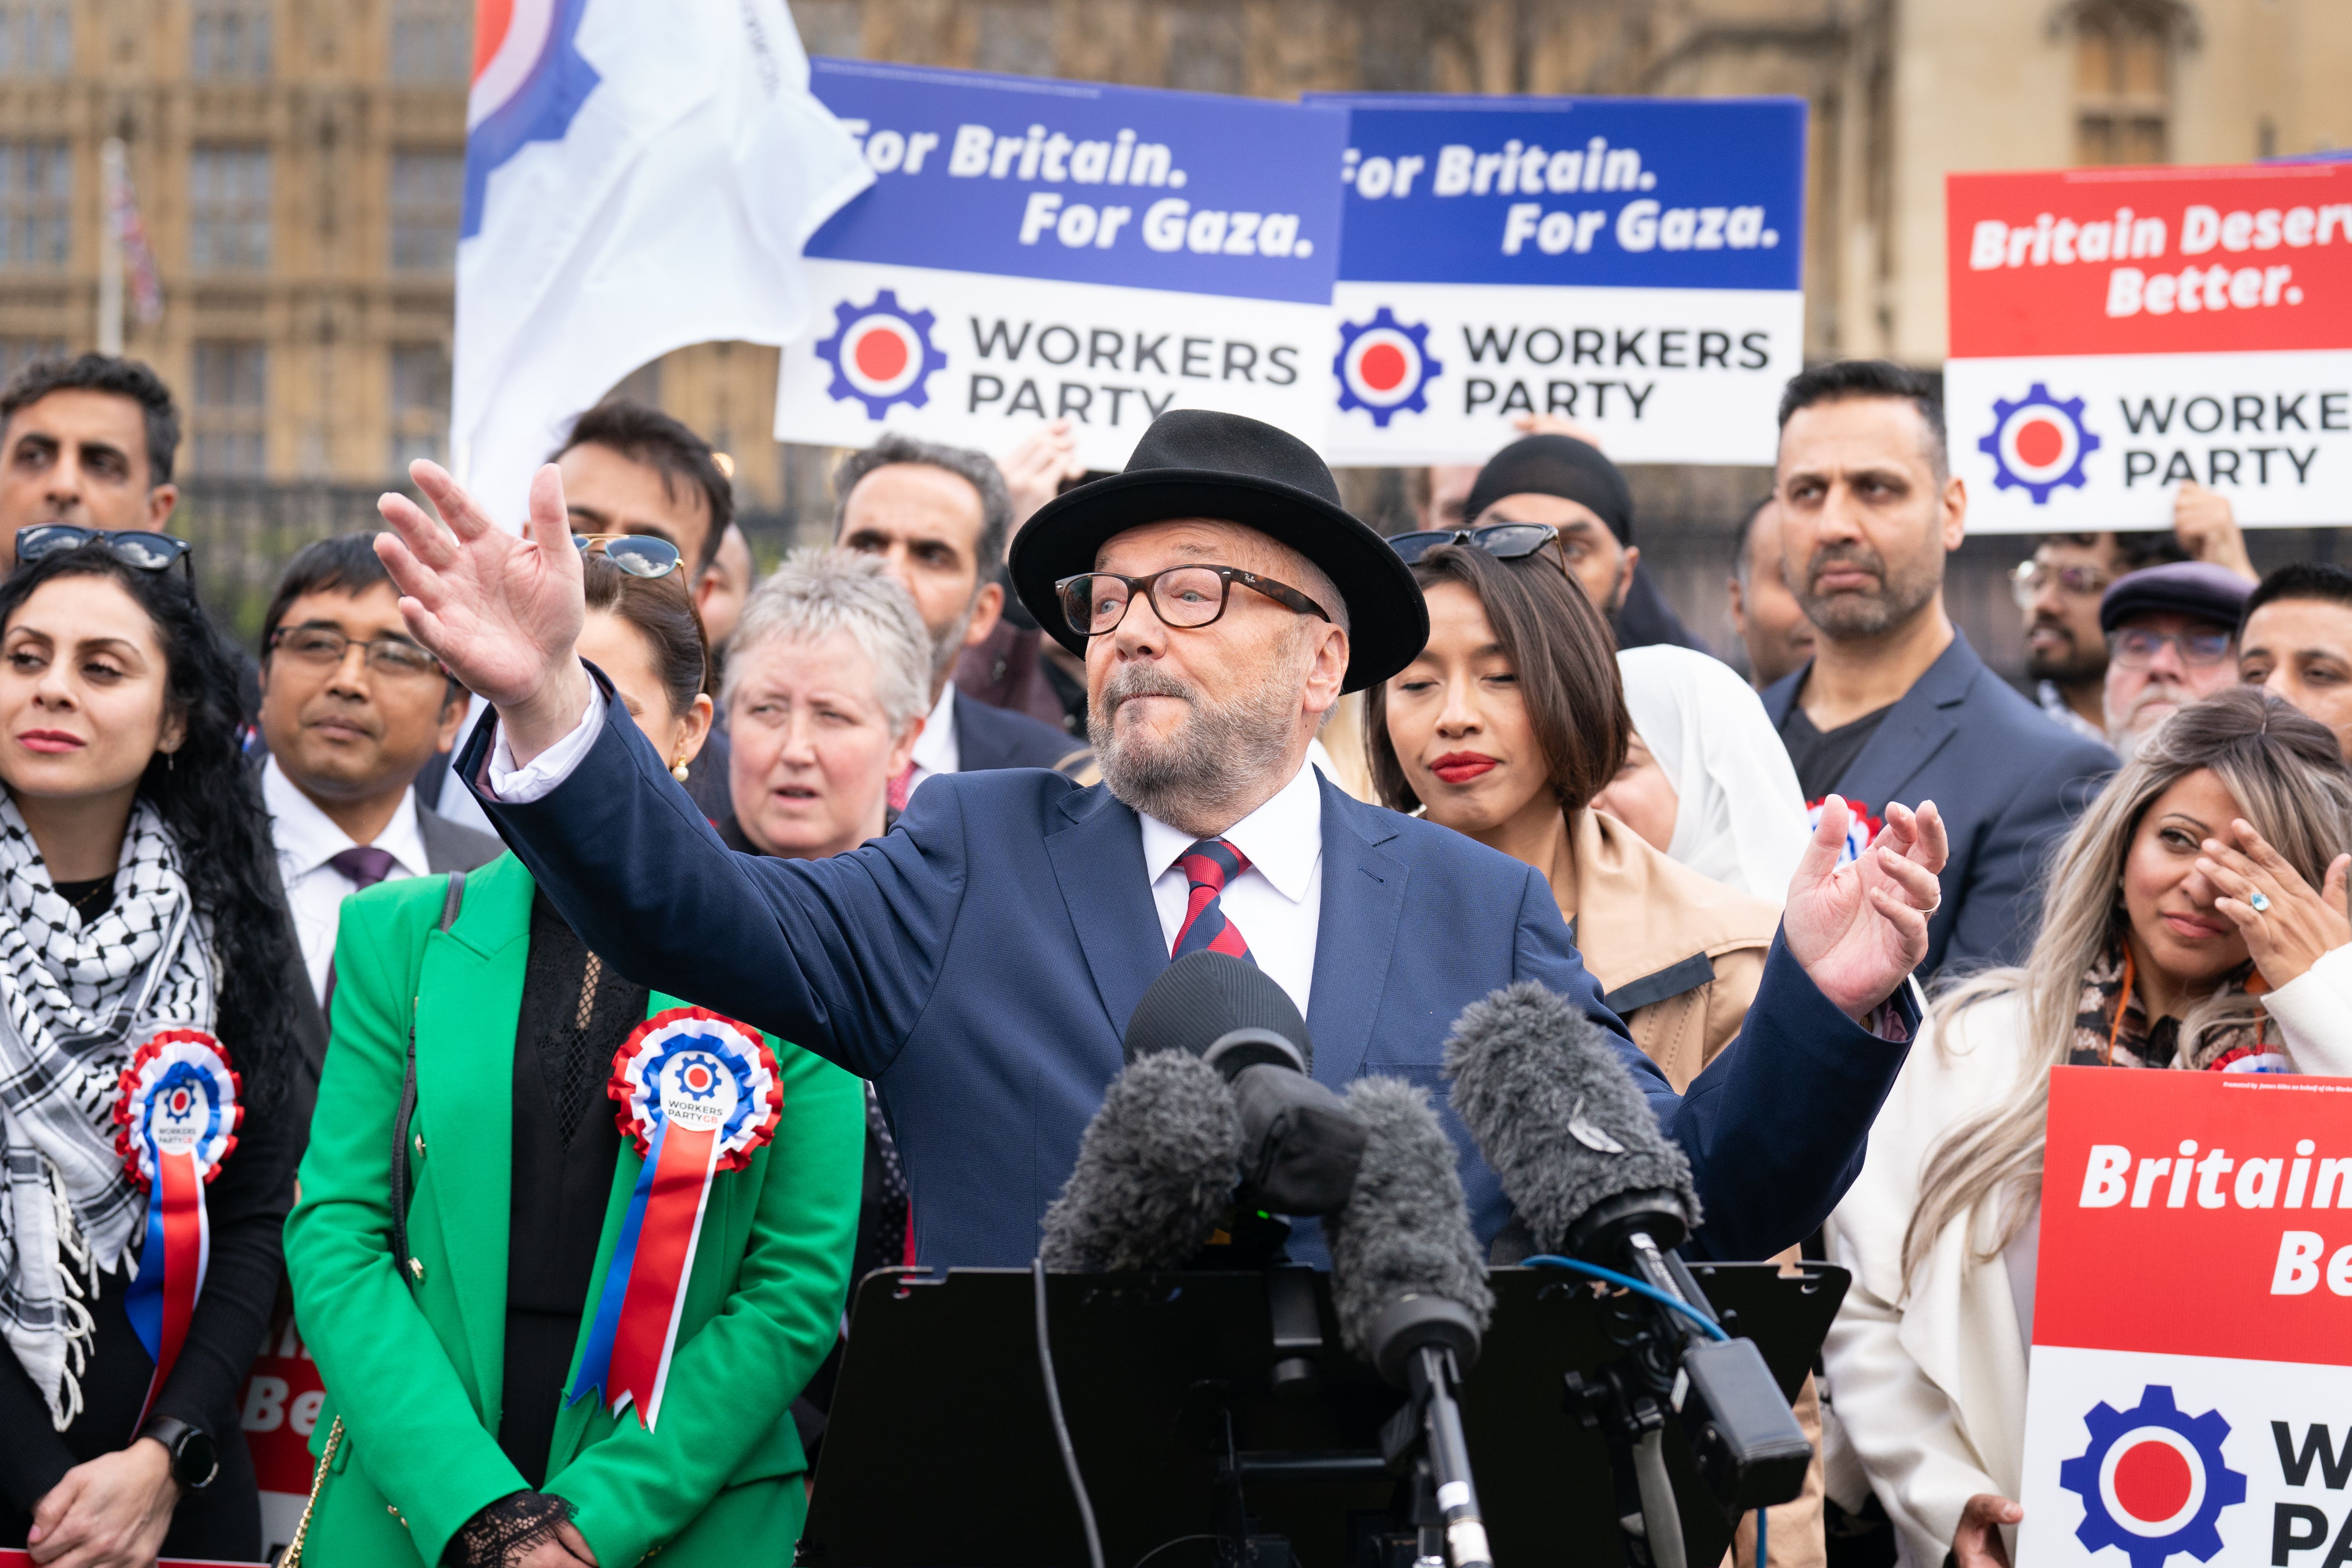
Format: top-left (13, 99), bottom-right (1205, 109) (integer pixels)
top-left (113, 1028), bottom-right (240, 1427)
top-left (567, 1007), bottom-right (781, 1430)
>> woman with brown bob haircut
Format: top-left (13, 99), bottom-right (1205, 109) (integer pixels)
top-left (1367, 537), bottom-right (1812, 1568)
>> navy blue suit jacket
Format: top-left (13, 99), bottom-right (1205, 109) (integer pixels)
top-left (952, 687), bottom-right (1086, 773)
top-left (458, 693), bottom-right (1914, 1268)
top-left (1763, 630), bottom-right (2116, 979)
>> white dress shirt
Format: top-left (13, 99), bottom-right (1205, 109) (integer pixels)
top-left (488, 698), bottom-right (1329, 1014)
top-left (1137, 758), bottom-right (1323, 1016)
top-left (905, 681), bottom-right (960, 800)
top-left (264, 757), bottom-right (430, 1005)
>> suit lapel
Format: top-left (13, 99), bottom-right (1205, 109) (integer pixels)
top-left (1833, 634), bottom-right (1980, 810)
top-left (1044, 785), bottom-right (1166, 1036)
top-left (1304, 780), bottom-right (1407, 1089)
top-left (413, 855), bottom-right (534, 1420)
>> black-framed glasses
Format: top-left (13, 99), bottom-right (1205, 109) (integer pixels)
top-left (267, 622), bottom-right (445, 680)
top-left (2109, 626), bottom-right (2234, 669)
top-left (1386, 522), bottom-right (1563, 566)
top-left (1054, 564), bottom-right (1332, 639)
top-left (2010, 559), bottom-right (2114, 607)
top-left (572, 533), bottom-right (682, 579)
top-left (16, 526), bottom-right (193, 583)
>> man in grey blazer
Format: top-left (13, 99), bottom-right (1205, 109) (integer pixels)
top-left (255, 534), bottom-right (505, 1088)
top-left (1761, 362), bottom-right (2116, 979)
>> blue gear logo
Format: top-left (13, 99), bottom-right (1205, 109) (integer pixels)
top-left (2058, 1385), bottom-right (2245, 1568)
top-left (1979, 383), bottom-right (2101, 504)
top-left (1335, 308), bottom-right (1440, 426)
top-left (672, 1053), bottom-right (721, 1103)
top-left (815, 290), bottom-right (947, 420)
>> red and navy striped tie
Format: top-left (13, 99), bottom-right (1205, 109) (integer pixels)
top-left (1172, 838), bottom-right (1254, 963)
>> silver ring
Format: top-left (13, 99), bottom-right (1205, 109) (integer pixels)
top-left (2249, 890), bottom-right (2272, 913)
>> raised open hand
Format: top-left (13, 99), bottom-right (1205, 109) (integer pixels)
top-left (375, 460), bottom-right (593, 761)
top-left (1782, 796), bottom-right (1949, 1022)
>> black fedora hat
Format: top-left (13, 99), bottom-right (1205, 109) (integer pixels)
top-left (1008, 409), bottom-right (1427, 693)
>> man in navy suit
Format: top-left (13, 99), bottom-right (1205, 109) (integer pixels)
top-left (375, 410), bottom-right (1947, 1269)
top-left (830, 432), bottom-right (1089, 790)
top-left (1759, 361), bottom-right (2116, 979)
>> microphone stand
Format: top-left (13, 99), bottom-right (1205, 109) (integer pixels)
top-left (1559, 1224), bottom-right (1812, 1568)
top-left (1372, 1299), bottom-right (1495, 1568)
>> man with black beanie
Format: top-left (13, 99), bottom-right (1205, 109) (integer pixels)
top-left (1457, 433), bottom-right (1706, 651)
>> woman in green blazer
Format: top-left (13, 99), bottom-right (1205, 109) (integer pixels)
top-left (284, 549), bottom-right (864, 1568)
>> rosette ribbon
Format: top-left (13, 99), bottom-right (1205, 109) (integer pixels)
top-left (568, 1007), bottom-right (781, 1430)
top-left (114, 1029), bottom-right (241, 1429)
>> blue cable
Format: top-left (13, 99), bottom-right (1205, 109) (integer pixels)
top-left (1521, 1254), bottom-right (1730, 1341)
top-left (1522, 1258), bottom-right (1773, 1567)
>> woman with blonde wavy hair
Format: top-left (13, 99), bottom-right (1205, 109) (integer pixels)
top-left (1821, 686), bottom-right (2352, 1568)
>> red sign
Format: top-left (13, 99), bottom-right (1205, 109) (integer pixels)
top-left (2036, 1066), bottom-right (2352, 1364)
top-left (1946, 163), bottom-right (2352, 360)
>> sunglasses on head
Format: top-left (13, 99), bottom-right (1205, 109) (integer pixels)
top-left (572, 534), bottom-right (682, 579)
top-left (15, 526), bottom-right (194, 583)
top-left (1385, 522), bottom-right (1564, 566)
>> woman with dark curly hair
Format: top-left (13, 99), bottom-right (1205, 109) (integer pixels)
top-left (0, 537), bottom-right (302, 1566)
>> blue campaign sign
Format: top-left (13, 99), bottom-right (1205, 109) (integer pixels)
top-left (803, 60), bottom-right (1346, 305)
top-left (1304, 93), bottom-right (1805, 291)
top-left (1307, 93), bottom-right (1808, 465)
top-left (778, 62), bottom-right (1348, 465)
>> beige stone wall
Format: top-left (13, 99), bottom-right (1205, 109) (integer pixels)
top-left (0, 1), bottom-right (465, 483)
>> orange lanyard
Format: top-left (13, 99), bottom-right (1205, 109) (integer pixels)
top-left (2104, 947), bottom-right (2134, 1066)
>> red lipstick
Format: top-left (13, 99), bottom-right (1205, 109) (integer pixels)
top-left (1431, 751), bottom-right (1499, 785)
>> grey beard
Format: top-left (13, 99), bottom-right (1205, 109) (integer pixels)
top-left (1090, 663), bottom-right (1301, 838)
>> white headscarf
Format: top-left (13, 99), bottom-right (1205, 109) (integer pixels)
top-left (1615, 645), bottom-right (1809, 903)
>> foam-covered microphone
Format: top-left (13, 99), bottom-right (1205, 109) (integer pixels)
top-left (1326, 1076), bottom-right (1495, 1568)
top-left (1038, 1049), bottom-right (1240, 1272)
top-left (1442, 981), bottom-right (1700, 1260)
top-left (1444, 983), bottom-right (1812, 1519)
top-left (1125, 952), bottom-right (1367, 1217)
top-left (1039, 954), bottom-right (1372, 1273)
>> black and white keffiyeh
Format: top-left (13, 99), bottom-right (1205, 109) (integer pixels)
top-left (0, 797), bottom-right (214, 1428)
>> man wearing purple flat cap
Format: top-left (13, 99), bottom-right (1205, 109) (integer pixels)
top-left (2099, 560), bottom-right (2255, 760)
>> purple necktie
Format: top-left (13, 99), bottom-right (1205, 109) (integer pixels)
top-left (321, 847), bottom-right (399, 1017)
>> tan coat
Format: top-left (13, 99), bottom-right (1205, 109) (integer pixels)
top-left (1544, 809), bottom-right (1776, 1088)
top-left (1545, 809), bottom-right (1823, 1568)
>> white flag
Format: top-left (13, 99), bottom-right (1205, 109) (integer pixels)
top-left (453, 0), bottom-right (873, 522)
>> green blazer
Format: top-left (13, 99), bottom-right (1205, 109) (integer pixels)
top-left (283, 854), bottom-right (864, 1568)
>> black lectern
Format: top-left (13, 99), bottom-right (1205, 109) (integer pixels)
top-left (798, 1262), bottom-right (1846, 1568)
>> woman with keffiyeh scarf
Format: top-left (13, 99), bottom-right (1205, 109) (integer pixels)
top-left (0, 543), bottom-right (301, 1566)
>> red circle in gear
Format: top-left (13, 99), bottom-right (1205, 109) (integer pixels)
top-left (1357, 342), bottom-right (1407, 393)
top-left (2014, 417), bottom-right (2065, 469)
top-left (2112, 1441), bottom-right (2194, 1524)
top-left (855, 330), bottom-right (910, 382)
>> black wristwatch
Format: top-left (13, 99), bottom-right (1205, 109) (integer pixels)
top-left (139, 1416), bottom-right (219, 1491)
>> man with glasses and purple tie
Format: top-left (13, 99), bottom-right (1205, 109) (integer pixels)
top-left (252, 534), bottom-right (505, 1097)
top-left (370, 407), bottom-right (1951, 1271)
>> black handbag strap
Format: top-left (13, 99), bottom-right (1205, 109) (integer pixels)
top-left (389, 869), bottom-right (466, 1290)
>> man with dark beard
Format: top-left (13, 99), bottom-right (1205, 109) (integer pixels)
top-left (370, 408), bottom-right (1952, 1272)
top-left (832, 432), bottom-right (1091, 800)
top-left (1759, 361), bottom-right (2116, 978)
